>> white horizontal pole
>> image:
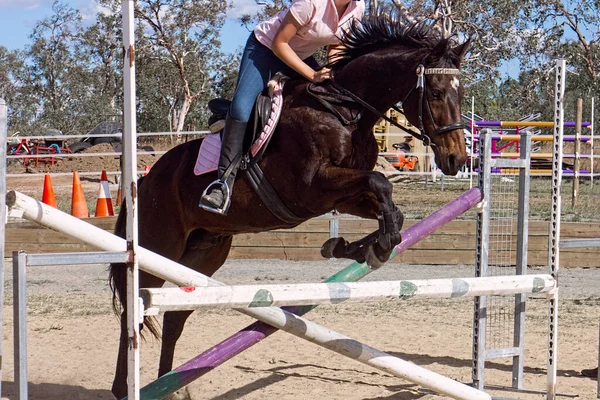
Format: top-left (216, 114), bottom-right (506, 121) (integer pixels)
top-left (559, 238), bottom-right (600, 249)
top-left (6, 190), bottom-right (490, 400)
top-left (141, 275), bottom-right (555, 313)
top-left (8, 130), bottom-right (210, 141)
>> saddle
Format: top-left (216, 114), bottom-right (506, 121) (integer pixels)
top-left (196, 73), bottom-right (303, 223)
top-left (207, 94), bottom-right (273, 154)
top-left (196, 73), bottom-right (288, 177)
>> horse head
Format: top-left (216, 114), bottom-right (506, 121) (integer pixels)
top-left (331, 13), bottom-right (470, 176)
top-left (399, 39), bottom-right (470, 175)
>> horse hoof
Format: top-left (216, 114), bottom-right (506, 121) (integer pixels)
top-left (365, 246), bottom-right (386, 270)
top-left (321, 238), bottom-right (340, 258)
top-left (581, 367), bottom-right (598, 378)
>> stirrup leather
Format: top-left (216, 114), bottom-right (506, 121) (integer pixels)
top-left (199, 180), bottom-right (231, 215)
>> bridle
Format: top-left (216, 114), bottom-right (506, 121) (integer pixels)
top-left (328, 64), bottom-right (467, 146)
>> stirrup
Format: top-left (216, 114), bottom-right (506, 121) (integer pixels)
top-left (199, 179), bottom-right (231, 215)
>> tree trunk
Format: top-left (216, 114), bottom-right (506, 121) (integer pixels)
top-left (174, 94), bottom-right (192, 133)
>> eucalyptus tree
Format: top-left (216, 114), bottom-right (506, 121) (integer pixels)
top-left (397, 0), bottom-right (599, 118)
top-left (24, 1), bottom-right (87, 133)
top-left (78, 4), bottom-right (123, 127)
top-left (99, 0), bottom-right (229, 133)
top-left (0, 46), bottom-right (39, 135)
top-left (524, 0), bottom-right (599, 120)
top-left (0, 46), bottom-right (19, 101)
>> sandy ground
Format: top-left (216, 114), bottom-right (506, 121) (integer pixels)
top-left (3, 150), bottom-right (600, 399)
top-left (0, 259), bottom-right (599, 400)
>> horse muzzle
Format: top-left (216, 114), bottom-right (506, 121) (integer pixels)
top-left (430, 125), bottom-right (468, 176)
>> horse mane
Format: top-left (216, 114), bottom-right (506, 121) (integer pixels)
top-left (330, 9), bottom-right (456, 70)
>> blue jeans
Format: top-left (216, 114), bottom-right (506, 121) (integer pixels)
top-left (229, 32), bottom-right (319, 123)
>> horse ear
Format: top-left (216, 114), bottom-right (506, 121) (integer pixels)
top-left (431, 39), bottom-right (450, 59)
top-left (450, 38), bottom-right (471, 66)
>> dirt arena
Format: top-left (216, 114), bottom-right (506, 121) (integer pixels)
top-left (2, 148), bottom-right (600, 399)
top-left (1, 259), bottom-right (598, 400)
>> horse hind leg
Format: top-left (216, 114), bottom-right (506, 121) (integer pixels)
top-left (158, 231), bottom-right (233, 396)
top-left (111, 270), bottom-right (166, 399)
top-left (158, 310), bottom-right (195, 400)
top-left (110, 201), bottom-right (189, 399)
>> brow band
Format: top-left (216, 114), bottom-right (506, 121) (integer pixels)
top-left (424, 68), bottom-right (460, 75)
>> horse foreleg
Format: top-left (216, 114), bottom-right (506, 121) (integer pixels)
top-left (321, 203), bottom-right (402, 268)
top-left (316, 167), bottom-right (403, 268)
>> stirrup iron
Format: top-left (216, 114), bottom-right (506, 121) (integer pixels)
top-left (199, 179), bottom-right (232, 215)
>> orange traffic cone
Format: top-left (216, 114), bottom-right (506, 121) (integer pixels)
top-left (42, 174), bottom-right (57, 208)
top-left (71, 171), bottom-right (89, 218)
top-left (95, 170), bottom-right (114, 217)
top-left (144, 165), bottom-right (151, 176)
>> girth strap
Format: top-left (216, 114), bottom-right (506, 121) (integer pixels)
top-left (246, 163), bottom-right (305, 224)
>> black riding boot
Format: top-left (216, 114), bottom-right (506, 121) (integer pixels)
top-left (199, 115), bottom-right (247, 215)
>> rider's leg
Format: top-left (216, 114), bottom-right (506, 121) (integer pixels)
top-left (200, 33), bottom-right (281, 214)
top-left (199, 114), bottom-right (246, 211)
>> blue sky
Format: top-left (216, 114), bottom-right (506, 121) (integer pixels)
top-left (0, 0), bottom-right (261, 54)
top-left (0, 0), bottom-right (529, 79)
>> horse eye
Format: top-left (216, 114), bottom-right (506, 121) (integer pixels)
top-left (431, 89), bottom-right (442, 98)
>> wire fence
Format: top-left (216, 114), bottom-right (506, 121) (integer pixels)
top-left (5, 130), bottom-right (599, 180)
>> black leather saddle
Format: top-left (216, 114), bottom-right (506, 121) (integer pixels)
top-left (207, 92), bottom-right (273, 153)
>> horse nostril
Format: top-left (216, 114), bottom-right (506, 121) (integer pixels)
top-left (448, 154), bottom-right (458, 171)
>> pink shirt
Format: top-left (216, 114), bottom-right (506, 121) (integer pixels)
top-left (254, 0), bottom-right (365, 60)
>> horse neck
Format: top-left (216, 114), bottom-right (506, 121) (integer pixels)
top-left (334, 51), bottom-right (420, 129)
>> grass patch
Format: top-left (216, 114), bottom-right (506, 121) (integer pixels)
top-left (392, 176), bottom-right (600, 222)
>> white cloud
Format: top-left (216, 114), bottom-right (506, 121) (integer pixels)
top-left (227, 0), bottom-right (263, 19)
top-left (75, 1), bottom-right (113, 21)
top-left (0, 0), bottom-right (49, 10)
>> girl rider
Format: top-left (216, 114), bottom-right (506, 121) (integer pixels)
top-left (200, 0), bottom-right (364, 214)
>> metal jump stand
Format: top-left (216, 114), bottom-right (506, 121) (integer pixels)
top-left (472, 127), bottom-right (533, 394)
top-left (473, 59), bottom-right (570, 400)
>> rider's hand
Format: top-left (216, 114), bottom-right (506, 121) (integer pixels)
top-left (311, 68), bottom-right (332, 83)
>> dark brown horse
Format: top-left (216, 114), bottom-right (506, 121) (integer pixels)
top-left (109, 13), bottom-right (469, 398)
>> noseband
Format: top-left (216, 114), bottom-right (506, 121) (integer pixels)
top-left (328, 65), bottom-right (466, 146)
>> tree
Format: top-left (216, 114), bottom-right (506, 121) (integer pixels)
top-left (78, 5), bottom-right (123, 125)
top-left (0, 46), bottom-right (39, 135)
top-left (0, 46), bottom-right (19, 100)
top-left (24, 1), bottom-right (86, 133)
top-left (99, 0), bottom-right (230, 133)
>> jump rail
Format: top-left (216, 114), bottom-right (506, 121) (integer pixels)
top-left (473, 134), bottom-right (592, 142)
top-left (141, 274), bottom-right (556, 312)
top-left (475, 121), bottom-right (591, 128)
top-left (6, 188), bottom-right (490, 400)
top-left (131, 187), bottom-right (484, 399)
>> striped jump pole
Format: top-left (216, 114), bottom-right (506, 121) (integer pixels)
top-left (141, 274), bottom-right (556, 312)
top-left (475, 121), bottom-right (591, 128)
top-left (472, 134), bottom-right (592, 142)
top-left (133, 187), bottom-right (484, 399)
top-left (6, 188), bottom-right (485, 400)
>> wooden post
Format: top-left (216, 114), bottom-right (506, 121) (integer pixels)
top-left (597, 316), bottom-right (600, 398)
top-left (0, 98), bottom-right (7, 398)
top-left (572, 98), bottom-right (582, 207)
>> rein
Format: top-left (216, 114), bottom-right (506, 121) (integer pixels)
top-left (315, 65), bottom-right (466, 147)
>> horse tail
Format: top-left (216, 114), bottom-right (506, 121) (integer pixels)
top-left (108, 176), bottom-right (161, 339)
